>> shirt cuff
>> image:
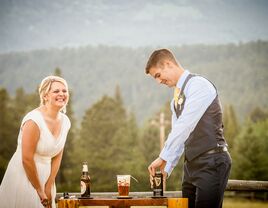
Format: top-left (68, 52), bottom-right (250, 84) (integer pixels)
top-left (159, 145), bottom-right (169, 161)
top-left (159, 150), bottom-right (174, 177)
top-left (164, 161), bottom-right (174, 177)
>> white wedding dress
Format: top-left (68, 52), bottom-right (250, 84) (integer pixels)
top-left (0, 109), bottom-right (70, 208)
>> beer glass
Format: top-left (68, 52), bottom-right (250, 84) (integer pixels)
top-left (117, 175), bottom-right (131, 197)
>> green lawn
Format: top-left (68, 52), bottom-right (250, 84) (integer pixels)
top-left (223, 198), bottom-right (268, 208)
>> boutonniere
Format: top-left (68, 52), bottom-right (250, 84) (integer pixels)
top-left (177, 94), bottom-right (185, 110)
top-left (174, 88), bottom-right (180, 109)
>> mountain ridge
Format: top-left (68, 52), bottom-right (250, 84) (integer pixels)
top-left (0, 41), bottom-right (267, 123)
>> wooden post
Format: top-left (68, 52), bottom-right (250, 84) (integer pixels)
top-left (150, 112), bottom-right (169, 151)
top-left (159, 112), bottom-right (165, 150)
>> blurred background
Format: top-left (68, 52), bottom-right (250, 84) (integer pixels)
top-left (0, 0), bottom-right (268, 207)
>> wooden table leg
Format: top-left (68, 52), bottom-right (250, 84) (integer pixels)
top-left (168, 198), bottom-right (188, 208)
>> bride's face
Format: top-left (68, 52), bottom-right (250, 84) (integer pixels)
top-left (45, 81), bottom-right (69, 109)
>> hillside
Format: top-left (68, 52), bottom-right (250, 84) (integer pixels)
top-left (0, 41), bottom-right (267, 123)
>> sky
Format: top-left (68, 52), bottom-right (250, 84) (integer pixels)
top-left (0, 0), bottom-right (268, 52)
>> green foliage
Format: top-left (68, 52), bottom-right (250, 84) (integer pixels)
top-left (0, 88), bottom-right (12, 178)
top-left (223, 104), bottom-right (240, 151)
top-left (0, 87), bottom-right (39, 182)
top-left (1, 41), bottom-right (267, 123)
top-left (231, 119), bottom-right (268, 180)
top-left (1, 84), bottom-right (268, 191)
top-left (53, 67), bottom-right (79, 191)
top-left (1, 41), bottom-right (268, 191)
top-left (248, 107), bottom-right (268, 123)
top-left (56, 90), bottom-right (78, 191)
top-left (139, 101), bottom-right (183, 191)
top-left (54, 67), bottom-right (62, 76)
top-left (70, 88), bottom-right (143, 192)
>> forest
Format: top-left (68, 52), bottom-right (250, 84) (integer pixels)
top-left (0, 40), bottom-right (268, 192)
top-left (1, 40), bottom-right (268, 122)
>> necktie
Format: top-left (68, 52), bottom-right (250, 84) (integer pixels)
top-left (173, 87), bottom-right (180, 110)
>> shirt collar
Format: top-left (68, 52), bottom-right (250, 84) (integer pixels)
top-left (176, 70), bottom-right (190, 89)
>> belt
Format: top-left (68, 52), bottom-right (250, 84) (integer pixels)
top-left (204, 146), bottom-right (228, 155)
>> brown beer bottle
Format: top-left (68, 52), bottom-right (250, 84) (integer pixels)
top-left (80, 162), bottom-right (91, 198)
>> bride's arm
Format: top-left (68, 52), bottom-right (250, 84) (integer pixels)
top-left (21, 120), bottom-right (48, 204)
top-left (44, 149), bottom-right (64, 200)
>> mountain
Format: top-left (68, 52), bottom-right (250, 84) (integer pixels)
top-left (0, 41), bottom-right (267, 123)
top-left (0, 0), bottom-right (268, 53)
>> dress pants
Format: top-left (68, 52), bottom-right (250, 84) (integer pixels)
top-left (182, 151), bottom-right (231, 208)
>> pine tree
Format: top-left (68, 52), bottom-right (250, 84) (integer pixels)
top-left (139, 101), bottom-right (183, 191)
top-left (72, 94), bottom-right (127, 191)
top-left (68, 84), bottom-right (147, 192)
top-left (56, 91), bottom-right (77, 191)
top-left (54, 67), bottom-right (62, 76)
top-left (0, 87), bottom-right (38, 182)
top-left (114, 84), bottom-right (123, 105)
top-left (249, 107), bottom-right (268, 123)
top-left (231, 119), bottom-right (268, 180)
top-left (52, 67), bottom-right (78, 191)
top-left (0, 88), bottom-right (13, 182)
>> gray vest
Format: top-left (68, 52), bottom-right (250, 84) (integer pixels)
top-left (175, 74), bottom-right (227, 162)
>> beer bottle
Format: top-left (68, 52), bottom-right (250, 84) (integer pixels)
top-left (80, 162), bottom-right (91, 198)
top-left (153, 171), bottom-right (163, 197)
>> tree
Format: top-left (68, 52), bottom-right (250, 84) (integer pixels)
top-left (69, 85), bottom-right (143, 192)
top-left (223, 104), bottom-right (240, 151)
top-left (0, 87), bottom-right (39, 182)
top-left (56, 90), bottom-right (77, 191)
top-left (53, 67), bottom-right (79, 191)
top-left (111, 112), bottom-right (145, 191)
top-left (139, 102), bottom-right (183, 191)
top-left (231, 119), bottom-right (268, 180)
top-left (114, 84), bottom-right (123, 105)
top-left (54, 67), bottom-right (62, 76)
top-left (248, 107), bottom-right (268, 123)
top-left (7, 88), bottom-right (38, 159)
top-left (76, 95), bottom-right (125, 191)
top-left (12, 87), bottom-right (39, 119)
top-left (0, 88), bottom-right (13, 182)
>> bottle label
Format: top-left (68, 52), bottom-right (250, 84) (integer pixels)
top-left (82, 164), bottom-right (88, 172)
top-left (81, 181), bottom-right (86, 194)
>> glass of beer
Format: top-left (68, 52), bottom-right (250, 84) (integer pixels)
top-left (117, 175), bottom-right (131, 197)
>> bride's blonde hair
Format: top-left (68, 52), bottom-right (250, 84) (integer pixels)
top-left (38, 75), bottom-right (69, 113)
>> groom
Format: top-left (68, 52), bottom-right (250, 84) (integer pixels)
top-left (146, 49), bottom-right (231, 208)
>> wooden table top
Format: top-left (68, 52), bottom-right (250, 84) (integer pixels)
top-left (58, 197), bottom-right (188, 208)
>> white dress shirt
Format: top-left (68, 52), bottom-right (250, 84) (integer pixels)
top-left (159, 70), bottom-right (217, 176)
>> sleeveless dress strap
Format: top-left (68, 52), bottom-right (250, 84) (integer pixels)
top-left (20, 110), bottom-right (42, 130)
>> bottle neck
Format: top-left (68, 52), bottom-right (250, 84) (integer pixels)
top-left (82, 171), bottom-right (89, 176)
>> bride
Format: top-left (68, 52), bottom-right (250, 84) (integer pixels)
top-left (0, 75), bottom-right (71, 208)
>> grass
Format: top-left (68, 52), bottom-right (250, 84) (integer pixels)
top-left (223, 198), bottom-right (268, 208)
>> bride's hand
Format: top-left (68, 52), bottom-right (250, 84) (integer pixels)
top-left (36, 188), bottom-right (49, 207)
top-left (44, 182), bottom-right (53, 208)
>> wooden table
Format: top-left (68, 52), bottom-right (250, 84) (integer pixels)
top-left (58, 197), bottom-right (188, 208)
